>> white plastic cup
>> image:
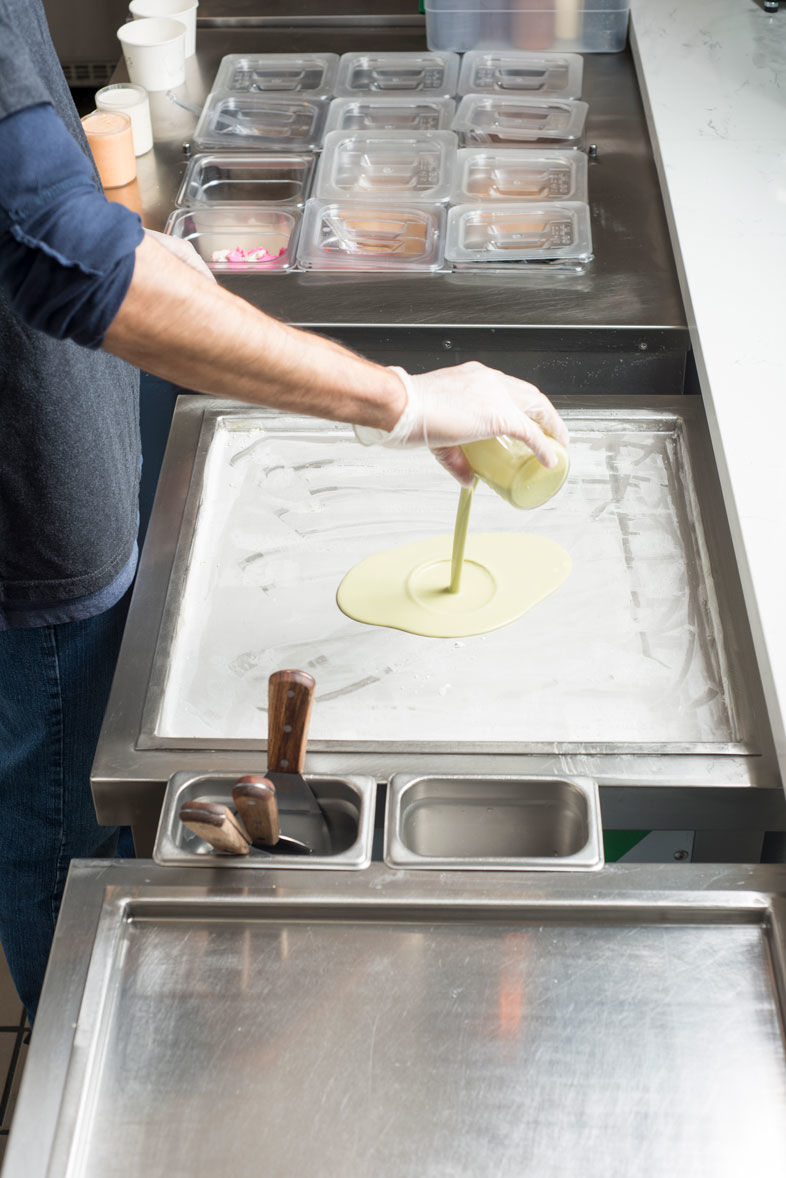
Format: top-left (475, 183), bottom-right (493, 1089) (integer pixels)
top-left (95, 83), bottom-right (153, 155)
top-left (117, 18), bottom-right (186, 91)
top-left (128, 0), bottom-right (198, 58)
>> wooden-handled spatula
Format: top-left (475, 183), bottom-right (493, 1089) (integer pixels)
top-left (179, 800), bottom-right (251, 855)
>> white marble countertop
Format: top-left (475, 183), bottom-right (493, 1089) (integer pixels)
top-left (630, 0), bottom-right (786, 788)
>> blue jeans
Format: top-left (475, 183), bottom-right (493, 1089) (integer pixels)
top-left (0, 593), bottom-right (130, 1022)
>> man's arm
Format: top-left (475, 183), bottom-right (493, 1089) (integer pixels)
top-left (0, 103), bottom-right (568, 479)
top-left (103, 234), bottom-right (406, 432)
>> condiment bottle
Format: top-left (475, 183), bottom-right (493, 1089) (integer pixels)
top-left (460, 435), bottom-right (569, 508)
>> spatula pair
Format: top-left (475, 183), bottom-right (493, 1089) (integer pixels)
top-left (178, 670), bottom-right (331, 856)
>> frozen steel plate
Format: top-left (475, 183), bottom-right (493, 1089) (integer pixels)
top-left (24, 864), bottom-right (786, 1178)
top-left (141, 401), bottom-right (754, 753)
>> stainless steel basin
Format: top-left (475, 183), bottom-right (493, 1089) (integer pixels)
top-left (384, 773), bottom-right (603, 870)
top-left (153, 770), bottom-right (375, 868)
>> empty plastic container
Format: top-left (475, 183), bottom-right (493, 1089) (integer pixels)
top-left (176, 153), bottom-right (315, 208)
top-left (315, 130), bottom-right (457, 203)
top-left (335, 51), bottom-right (460, 97)
top-left (425, 1), bottom-right (630, 54)
top-left (452, 147), bottom-right (587, 202)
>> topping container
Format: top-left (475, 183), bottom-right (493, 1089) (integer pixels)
top-left (165, 205), bottom-right (300, 271)
top-left (452, 147), bottom-right (588, 202)
top-left (446, 200), bottom-right (593, 262)
top-left (315, 130), bottom-right (457, 203)
top-left (458, 50), bottom-right (584, 97)
top-left (335, 50), bottom-right (460, 97)
top-left (298, 199), bottom-right (446, 271)
top-left (452, 94), bottom-right (588, 148)
top-left (212, 52), bottom-right (338, 97)
top-left (193, 93), bottom-right (329, 152)
top-left (176, 152), bottom-right (315, 208)
top-left (324, 95), bottom-right (456, 134)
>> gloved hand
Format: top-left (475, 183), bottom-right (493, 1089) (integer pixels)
top-left (355, 363), bottom-right (569, 485)
top-left (145, 228), bottom-right (216, 282)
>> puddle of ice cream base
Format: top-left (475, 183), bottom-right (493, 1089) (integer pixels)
top-left (336, 482), bottom-right (571, 638)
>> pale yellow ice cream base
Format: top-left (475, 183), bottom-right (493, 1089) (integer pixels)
top-left (337, 525), bottom-right (571, 639)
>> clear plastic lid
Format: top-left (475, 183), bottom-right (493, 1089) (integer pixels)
top-left (445, 202), bottom-right (593, 263)
top-left (452, 95), bottom-right (588, 148)
top-left (165, 205), bottom-right (301, 271)
top-left (458, 51), bottom-right (583, 98)
top-left (335, 51), bottom-right (460, 97)
top-left (315, 130), bottom-right (457, 203)
top-left (213, 53), bottom-right (339, 97)
top-left (452, 148), bottom-right (587, 203)
top-left (176, 153), bottom-right (316, 208)
top-left (324, 96), bottom-right (456, 135)
top-left (193, 94), bottom-right (329, 152)
top-left (298, 199), bottom-right (446, 271)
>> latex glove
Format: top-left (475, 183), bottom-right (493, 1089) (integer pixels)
top-left (355, 363), bottom-right (569, 486)
top-left (144, 228), bottom-right (216, 282)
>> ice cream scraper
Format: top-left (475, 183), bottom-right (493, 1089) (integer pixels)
top-left (232, 776), bottom-right (312, 855)
top-left (179, 800), bottom-right (251, 855)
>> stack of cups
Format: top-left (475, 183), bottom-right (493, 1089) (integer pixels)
top-left (128, 0), bottom-right (199, 58)
top-left (117, 1), bottom-right (198, 93)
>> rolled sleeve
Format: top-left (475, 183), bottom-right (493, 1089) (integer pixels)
top-left (0, 103), bottom-right (145, 348)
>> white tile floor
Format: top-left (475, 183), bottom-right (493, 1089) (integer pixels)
top-left (0, 947), bottom-right (26, 1167)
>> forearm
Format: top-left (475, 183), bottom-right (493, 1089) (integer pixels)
top-left (103, 235), bottom-right (406, 431)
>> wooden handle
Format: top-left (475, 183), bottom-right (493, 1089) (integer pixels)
top-left (232, 776), bottom-right (280, 846)
top-left (267, 669), bottom-right (315, 774)
top-left (179, 800), bottom-right (250, 856)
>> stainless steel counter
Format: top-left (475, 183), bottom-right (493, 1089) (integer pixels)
top-left (95, 11), bottom-right (784, 852)
top-left (128, 21), bottom-right (687, 394)
top-left (5, 861), bottom-right (786, 1177)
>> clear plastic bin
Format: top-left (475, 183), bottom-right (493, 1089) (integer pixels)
top-left (335, 51), bottom-right (460, 97)
top-left (452, 147), bottom-right (587, 202)
top-left (298, 199), bottom-right (446, 271)
top-left (165, 205), bottom-right (301, 271)
top-left (193, 93), bottom-right (329, 152)
top-left (452, 94), bottom-right (588, 148)
top-left (212, 53), bottom-right (339, 97)
top-left (315, 130), bottom-right (457, 203)
top-left (176, 153), bottom-right (315, 208)
top-left (425, 1), bottom-right (630, 54)
top-left (458, 50), bottom-right (583, 97)
top-left (325, 96), bottom-right (456, 135)
top-left (445, 201), bottom-right (592, 262)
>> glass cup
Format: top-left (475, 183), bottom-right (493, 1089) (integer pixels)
top-left (461, 435), bottom-right (569, 508)
top-left (81, 110), bottom-right (137, 188)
